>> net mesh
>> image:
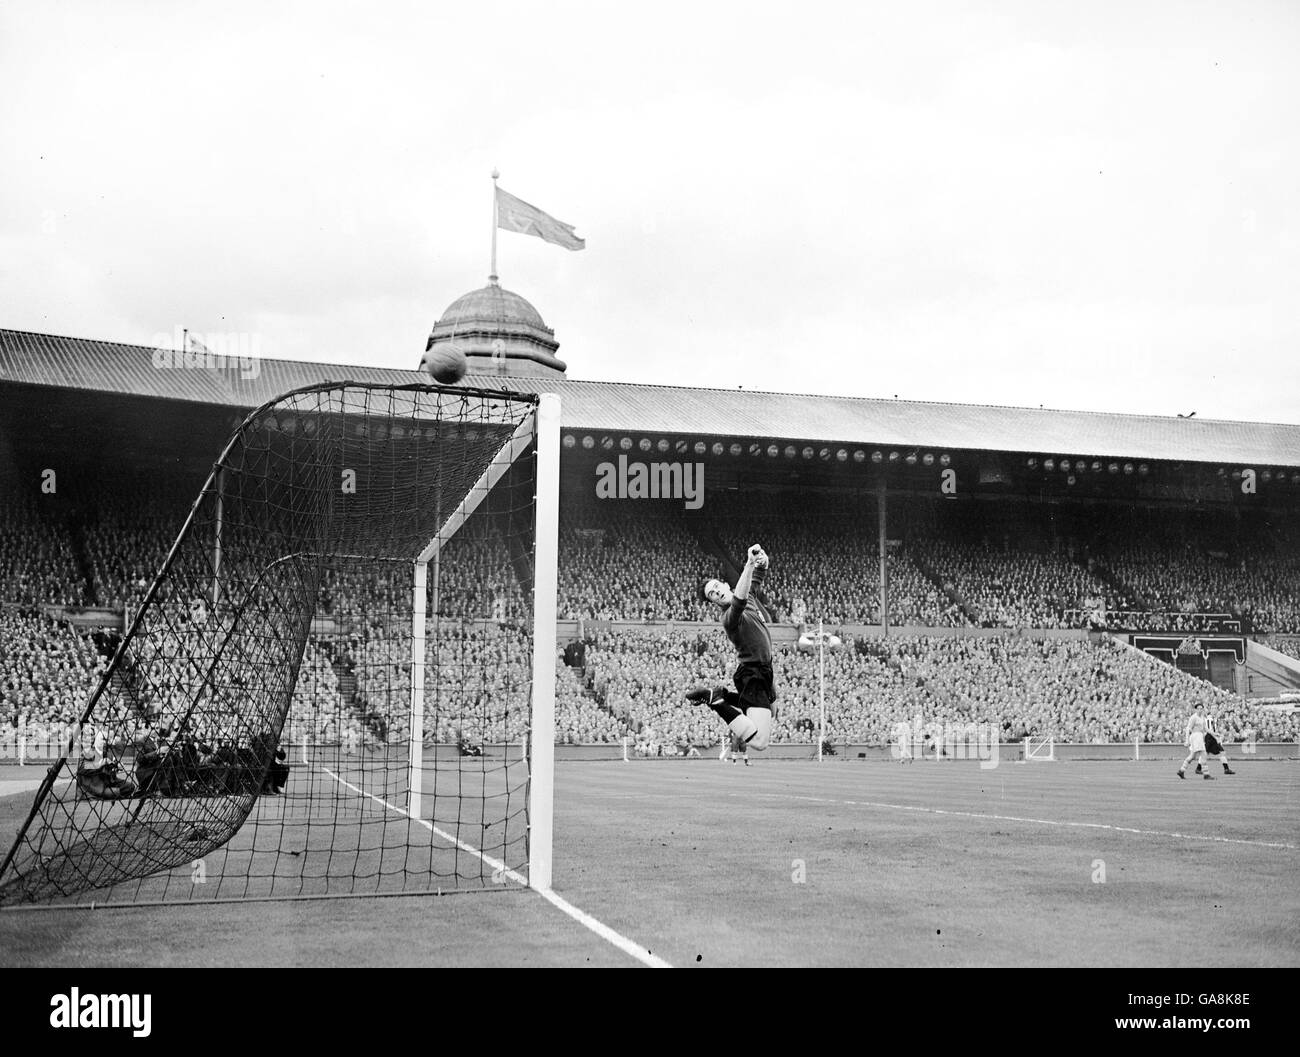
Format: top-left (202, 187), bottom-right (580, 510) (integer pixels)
top-left (0, 382), bottom-right (541, 905)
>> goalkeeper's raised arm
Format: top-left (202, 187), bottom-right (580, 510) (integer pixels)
top-left (732, 543), bottom-right (769, 604)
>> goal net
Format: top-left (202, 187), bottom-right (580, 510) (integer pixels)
top-left (0, 382), bottom-right (559, 906)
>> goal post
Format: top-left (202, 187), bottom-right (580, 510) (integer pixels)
top-left (0, 381), bottom-right (559, 908)
top-left (408, 559), bottom-right (427, 821)
top-left (527, 393), bottom-right (560, 892)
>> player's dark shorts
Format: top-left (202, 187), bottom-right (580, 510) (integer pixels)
top-left (734, 662), bottom-right (777, 716)
top-left (1205, 732), bottom-right (1223, 755)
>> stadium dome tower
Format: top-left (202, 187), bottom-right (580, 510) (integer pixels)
top-left (424, 278), bottom-right (567, 379)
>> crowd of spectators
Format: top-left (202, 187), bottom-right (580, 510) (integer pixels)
top-left (576, 628), bottom-right (1295, 747)
top-left (5, 481), bottom-right (1299, 755)
top-left (557, 508), bottom-right (714, 622)
top-left (7, 481), bottom-right (1298, 634)
top-left (77, 486), bottom-right (192, 609)
top-left (918, 537), bottom-right (1111, 629)
top-left (709, 499), bottom-right (967, 626)
top-left (1089, 527), bottom-right (1300, 634)
top-left (0, 498), bottom-right (86, 606)
top-left (0, 607), bottom-right (106, 754)
top-left (1260, 636), bottom-right (1300, 663)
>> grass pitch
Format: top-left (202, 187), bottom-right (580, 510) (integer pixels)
top-left (1, 758), bottom-right (1297, 967)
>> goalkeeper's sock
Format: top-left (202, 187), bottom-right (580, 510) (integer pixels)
top-left (707, 688), bottom-right (743, 724)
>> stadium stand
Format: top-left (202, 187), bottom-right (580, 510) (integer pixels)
top-left (0, 497), bottom-right (86, 606)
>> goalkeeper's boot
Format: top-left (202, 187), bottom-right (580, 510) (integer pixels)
top-left (1202, 772), bottom-right (1216, 780)
top-left (1176, 770), bottom-right (1186, 779)
top-left (1223, 765), bottom-right (1236, 775)
top-left (1194, 764), bottom-right (1203, 774)
top-left (685, 685), bottom-right (728, 707)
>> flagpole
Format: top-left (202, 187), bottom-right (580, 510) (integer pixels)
top-left (490, 168), bottom-right (499, 284)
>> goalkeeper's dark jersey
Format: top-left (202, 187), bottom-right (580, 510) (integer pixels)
top-left (723, 596), bottom-right (771, 665)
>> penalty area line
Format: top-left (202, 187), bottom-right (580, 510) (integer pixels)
top-left (742, 792), bottom-right (1299, 851)
top-left (321, 766), bottom-right (670, 968)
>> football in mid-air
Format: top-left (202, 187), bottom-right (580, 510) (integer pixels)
top-left (421, 345), bottom-right (468, 385)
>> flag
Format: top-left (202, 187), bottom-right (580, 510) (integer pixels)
top-left (496, 186), bottom-right (585, 250)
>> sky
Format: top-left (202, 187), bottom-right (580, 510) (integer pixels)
top-left (1, 0), bottom-right (1297, 423)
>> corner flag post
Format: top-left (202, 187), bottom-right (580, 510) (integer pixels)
top-left (528, 393), bottom-right (560, 891)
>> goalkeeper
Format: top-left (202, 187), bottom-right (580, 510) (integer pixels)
top-left (687, 543), bottom-right (775, 754)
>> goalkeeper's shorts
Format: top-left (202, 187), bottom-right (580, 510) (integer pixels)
top-left (734, 662), bottom-right (777, 716)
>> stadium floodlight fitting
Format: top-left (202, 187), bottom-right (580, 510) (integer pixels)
top-left (1091, 461), bottom-right (1102, 473)
top-left (694, 441), bottom-right (707, 455)
top-left (939, 453), bottom-right (951, 467)
top-left (638, 437), bottom-right (652, 452)
top-left (1108, 463), bottom-right (1119, 474)
top-left (729, 442), bottom-right (742, 456)
top-left (836, 449), bottom-right (848, 462)
top-left (1067, 474), bottom-right (1077, 486)
top-left (871, 451), bottom-right (883, 463)
top-left (749, 443), bottom-right (763, 457)
top-left (922, 453), bottom-right (935, 466)
top-left (581, 435), bottom-right (595, 450)
top-left (1026, 457), bottom-right (1037, 469)
top-left (711, 442), bottom-right (724, 456)
top-left (619, 437), bottom-right (633, 451)
top-left (767, 444), bottom-right (780, 457)
top-left (1138, 463), bottom-right (1149, 475)
top-left (905, 453), bottom-right (917, 466)
top-left (657, 438), bottom-right (670, 453)
top-left (562, 433), bottom-right (576, 449)
top-left (1043, 458), bottom-right (1055, 471)
top-left (802, 446), bottom-right (814, 459)
top-left (600, 436), bottom-right (614, 450)
top-left (675, 439), bottom-right (689, 454)
top-left (1217, 467), bottom-right (1227, 477)
top-left (784, 445), bottom-right (797, 459)
top-left (1124, 463), bottom-right (1133, 475)
top-left (888, 451), bottom-right (900, 462)
top-left (853, 450), bottom-right (866, 463)
top-left (1261, 469), bottom-right (1272, 482)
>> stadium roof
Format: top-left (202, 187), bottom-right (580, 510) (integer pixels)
top-left (2, 327), bottom-right (1298, 467)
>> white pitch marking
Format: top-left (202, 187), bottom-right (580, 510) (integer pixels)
top-left (743, 792), bottom-right (1298, 851)
top-left (322, 767), bottom-right (671, 968)
top-left (0, 777), bottom-right (72, 798)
